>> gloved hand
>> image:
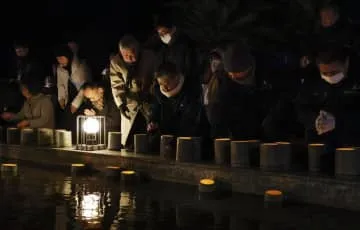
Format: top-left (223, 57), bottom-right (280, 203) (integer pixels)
top-left (119, 104), bottom-right (131, 120)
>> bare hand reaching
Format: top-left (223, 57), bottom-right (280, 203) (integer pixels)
top-left (84, 109), bottom-right (96, 116)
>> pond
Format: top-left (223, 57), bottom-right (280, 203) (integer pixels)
top-left (0, 163), bottom-right (358, 230)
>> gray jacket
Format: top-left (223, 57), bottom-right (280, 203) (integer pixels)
top-left (14, 93), bottom-right (55, 129)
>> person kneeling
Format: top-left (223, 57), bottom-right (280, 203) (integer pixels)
top-left (1, 80), bottom-right (55, 129)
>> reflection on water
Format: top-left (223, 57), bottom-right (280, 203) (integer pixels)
top-left (62, 177), bottom-right (72, 198)
top-left (76, 192), bottom-right (104, 222)
top-left (0, 165), bottom-right (359, 230)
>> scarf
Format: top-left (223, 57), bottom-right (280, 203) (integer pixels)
top-left (160, 75), bottom-right (185, 98)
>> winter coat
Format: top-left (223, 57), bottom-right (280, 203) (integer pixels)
top-left (295, 70), bottom-right (360, 146)
top-left (110, 49), bottom-right (156, 108)
top-left (150, 75), bottom-right (207, 137)
top-left (13, 93), bottom-right (55, 129)
top-left (57, 57), bottom-right (91, 109)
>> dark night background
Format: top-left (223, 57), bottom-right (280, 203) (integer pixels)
top-left (0, 0), bottom-right (359, 78)
top-left (0, 0), bottom-right (166, 77)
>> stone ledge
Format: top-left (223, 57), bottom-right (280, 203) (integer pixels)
top-left (1, 144), bottom-right (360, 211)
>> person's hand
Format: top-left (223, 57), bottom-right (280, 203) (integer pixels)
top-left (119, 104), bottom-right (131, 120)
top-left (300, 56), bottom-right (310, 68)
top-left (84, 109), bottom-right (96, 116)
top-left (147, 122), bottom-right (158, 133)
top-left (70, 105), bottom-right (78, 114)
top-left (321, 111), bottom-right (335, 134)
top-left (315, 111), bottom-right (326, 134)
top-left (59, 99), bottom-right (66, 110)
top-left (1, 112), bottom-right (15, 121)
top-left (315, 110), bottom-right (335, 135)
top-left (17, 120), bottom-right (30, 129)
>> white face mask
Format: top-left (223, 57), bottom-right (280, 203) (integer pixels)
top-left (160, 34), bottom-right (171, 44)
top-left (321, 72), bottom-right (345, 84)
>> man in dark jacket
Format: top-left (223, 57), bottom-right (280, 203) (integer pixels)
top-left (300, 3), bottom-right (359, 69)
top-left (8, 41), bottom-right (45, 84)
top-left (154, 14), bottom-right (198, 85)
top-left (296, 46), bottom-right (360, 152)
top-left (209, 43), bottom-right (261, 139)
top-left (147, 62), bottom-right (207, 137)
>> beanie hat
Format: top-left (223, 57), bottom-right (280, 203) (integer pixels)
top-left (223, 43), bottom-right (254, 72)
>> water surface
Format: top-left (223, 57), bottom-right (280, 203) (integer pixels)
top-left (0, 164), bottom-right (358, 230)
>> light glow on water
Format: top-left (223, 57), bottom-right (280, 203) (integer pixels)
top-left (76, 192), bottom-right (104, 223)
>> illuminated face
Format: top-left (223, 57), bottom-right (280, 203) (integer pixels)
top-left (120, 48), bottom-right (137, 64)
top-left (20, 85), bottom-right (31, 99)
top-left (156, 26), bottom-right (172, 37)
top-left (157, 26), bottom-right (173, 44)
top-left (83, 88), bottom-right (103, 102)
top-left (56, 56), bottom-right (69, 67)
top-left (157, 76), bottom-right (179, 92)
top-left (228, 66), bottom-right (253, 80)
top-left (320, 8), bottom-right (338, 28)
top-left (15, 47), bottom-right (29, 57)
top-left (318, 61), bottom-right (347, 77)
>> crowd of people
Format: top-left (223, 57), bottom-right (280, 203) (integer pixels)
top-left (1, 3), bottom-right (360, 163)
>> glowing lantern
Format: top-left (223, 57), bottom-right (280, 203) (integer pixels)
top-left (76, 115), bottom-right (106, 151)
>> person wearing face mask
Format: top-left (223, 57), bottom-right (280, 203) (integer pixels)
top-left (154, 14), bottom-right (198, 86)
top-left (81, 82), bottom-right (120, 132)
top-left (110, 34), bottom-right (157, 149)
top-left (208, 42), bottom-right (262, 139)
top-left (296, 46), bottom-right (360, 171)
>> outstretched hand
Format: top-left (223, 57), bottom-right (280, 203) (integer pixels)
top-left (17, 120), bottom-right (30, 129)
top-left (1, 112), bottom-right (15, 121)
top-left (84, 109), bottom-right (96, 116)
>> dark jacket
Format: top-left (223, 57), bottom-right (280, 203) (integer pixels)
top-left (302, 18), bottom-right (359, 59)
top-left (150, 77), bottom-right (207, 137)
top-left (210, 75), bottom-right (261, 139)
top-left (156, 32), bottom-right (198, 84)
top-left (8, 56), bottom-right (45, 84)
top-left (295, 69), bottom-right (360, 146)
